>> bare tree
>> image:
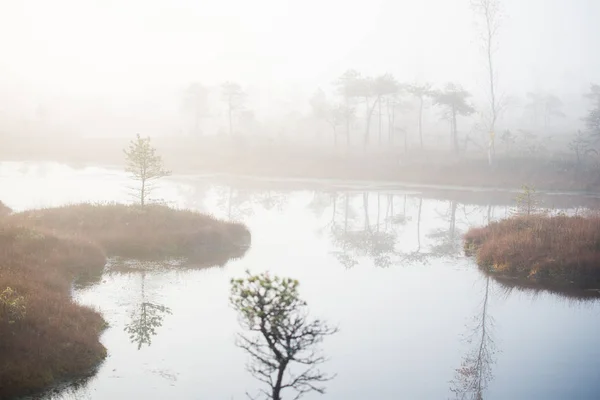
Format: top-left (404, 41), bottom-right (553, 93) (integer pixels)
top-left (124, 134), bottom-right (171, 207)
top-left (472, 0), bottom-right (502, 166)
top-left (407, 83), bottom-right (433, 150)
top-left (222, 81), bottom-right (246, 136)
top-left (230, 271), bottom-right (338, 400)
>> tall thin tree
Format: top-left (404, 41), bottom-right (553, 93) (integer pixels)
top-left (407, 83), bottom-right (433, 150)
top-left (221, 82), bottom-right (245, 136)
top-left (472, 0), bottom-right (502, 166)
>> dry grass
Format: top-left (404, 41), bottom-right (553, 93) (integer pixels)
top-left (0, 200), bottom-right (11, 218)
top-left (464, 215), bottom-right (600, 288)
top-left (0, 226), bottom-right (107, 399)
top-left (0, 203), bottom-right (251, 398)
top-left (9, 203), bottom-right (251, 262)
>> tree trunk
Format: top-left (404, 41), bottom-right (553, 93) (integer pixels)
top-left (228, 103), bottom-right (233, 136)
top-left (364, 97), bottom-right (379, 151)
top-left (419, 96), bottom-right (424, 150)
top-left (141, 179), bottom-right (146, 207)
top-left (378, 98), bottom-right (382, 146)
top-left (485, 7), bottom-right (497, 167)
top-left (272, 363), bottom-right (287, 400)
top-left (416, 196), bottom-right (422, 252)
top-left (345, 98), bottom-right (351, 146)
top-left (376, 193), bottom-right (380, 232)
top-left (344, 194), bottom-right (349, 232)
top-left (363, 192), bottom-right (370, 231)
top-left (333, 126), bottom-right (338, 147)
top-left (452, 109), bottom-right (459, 155)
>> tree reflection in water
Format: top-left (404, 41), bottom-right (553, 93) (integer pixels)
top-left (451, 276), bottom-right (497, 400)
top-left (124, 271), bottom-right (172, 350)
top-left (328, 192), bottom-right (398, 268)
top-left (324, 191), bottom-right (439, 268)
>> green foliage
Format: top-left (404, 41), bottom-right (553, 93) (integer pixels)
top-left (123, 134), bottom-right (171, 207)
top-left (514, 184), bottom-right (540, 216)
top-left (230, 271), bottom-right (337, 400)
top-left (0, 287), bottom-right (26, 324)
top-left (230, 271), bottom-right (304, 333)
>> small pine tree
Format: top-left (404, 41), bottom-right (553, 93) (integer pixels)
top-left (124, 134), bottom-right (171, 207)
top-left (514, 184), bottom-right (539, 216)
top-left (230, 271), bottom-right (337, 400)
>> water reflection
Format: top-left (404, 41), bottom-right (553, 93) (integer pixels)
top-left (451, 276), bottom-right (497, 400)
top-left (4, 163), bottom-right (600, 400)
top-left (124, 271), bottom-right (173, 350)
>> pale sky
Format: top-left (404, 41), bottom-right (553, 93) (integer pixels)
top-left (0, 0), bottom-right (599, 132)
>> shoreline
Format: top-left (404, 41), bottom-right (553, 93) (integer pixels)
top-left (4, 156), bottom-right (600, 198)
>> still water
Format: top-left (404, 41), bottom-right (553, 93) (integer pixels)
top-left (2, 161), bottom-right (600, 400)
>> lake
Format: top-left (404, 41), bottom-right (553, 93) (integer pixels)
top-left (2, 161), bottom-right (600, 400)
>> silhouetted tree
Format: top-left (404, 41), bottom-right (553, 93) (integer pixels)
top-left (372, 74), bottom-right (401, 146)
top-left (222, 82), bottom-right (246, 136)
top-left (333, 70), bottom-right (362, 145)
top-left (407, 83), bottom-right (433, 149)
top-left (472, 0), bottom-right (502, 166)
top-left (231, 271), bottom-right (337, 400)
top-left (432, 84), bottom-right (475, 155)
top-left (354, 75), bottom-right (397, 149)
top-left (499, 129), bottom-right (515, 155)
top-left (124, 134), bottom-right (171, 207)
top-left (309, 89), bottom-right (345, 145)
top-left (525, 92), bottom-right (565, 129)
top-left (569, 130), bottom-right (590, 168)
top-left (584, 84), bottom-right (600, 137)
top-left (182, 82), bottom-right (210, 135)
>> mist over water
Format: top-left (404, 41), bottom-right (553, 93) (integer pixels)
top-left (2, 1), bottom-right (600, 398)
top-left (3, 162), bottom-right (600, 400)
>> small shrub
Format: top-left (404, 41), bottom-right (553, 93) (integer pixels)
top-left (0, 287), bottom-right (26, 324)
top-left (513, 184), bottom-right (540, 216)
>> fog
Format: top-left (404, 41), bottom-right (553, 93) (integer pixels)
top-left (0, 0), bottom-right (599, 142)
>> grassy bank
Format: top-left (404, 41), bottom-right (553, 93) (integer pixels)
top-left (464, 215), bottom-right (600, 290)
top-left (0, 226), bottom-right (107, 399)
top-left (10, 204), bottom-right (251, 265)
top-left (0, 203), bottom-right (250, 398)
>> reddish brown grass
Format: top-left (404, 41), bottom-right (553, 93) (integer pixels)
top-left (0, 226), bottom-right (107, 399)
top-left (0, 203), bottom-right (250, 398)
top-left (464, 215), bottom-right (600, 288)
top-left (9, 203), bottom-right (251, 262)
